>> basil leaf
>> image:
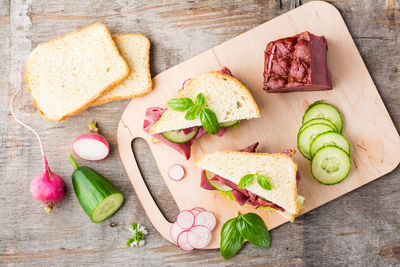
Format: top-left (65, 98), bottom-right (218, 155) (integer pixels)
top-left (167, 98), bottom-right (194, 112)
top-left (238, 174), bottom-right (255, 189)
top-left (257, 175), bottom-right (272, 190)
top-left (185, 105), bottom-right (202, 120)
top-left (195, 93), bottom-right (205, 106)
top-left (200, 108), bottom-right (219, 134)
top-left (237, 213), bottom-right (270, 248)
top-left (126, 237), bottom-right (135, 247)
top-left (220, 218), bottom-right (244, 260)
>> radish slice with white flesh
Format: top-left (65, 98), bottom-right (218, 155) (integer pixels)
top-left (168, 164), bottom-right (185, 181)
top-left (170, 222), bottom-right (185, 243)
top-left (190, 209), bottom-right (201, 217)
top-left (177, 230), bottom-right (194, 251)
top-left (176, 210), bottom-right (195, 229)
top-left (187, 225), bottom-right (211, 249)
top-left (192, 207), bottom-right (205, 212)
top-left (72, 121), bottom-right (110, 161)
top-left (194, 211), bottom-right (216, 231)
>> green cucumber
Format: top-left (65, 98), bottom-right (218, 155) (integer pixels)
top-left (297, 123), bottom-right (336, 159)
top-left (161, 128), bottom-right (199, 143)
top-left (310, 131), bottom-right (350, 157)
top-left (311, 146), bottom-right (351, 185)
top-left (218, 120), bottom-right (239, 128)
top-left (302, 101), bottom-right (343, 132)
top-left (299, 118), bottom-right (338, 133)
top-left (70, 155), bottom-right (124, 223)
top-left (205, 170), bottom-right (233, 192)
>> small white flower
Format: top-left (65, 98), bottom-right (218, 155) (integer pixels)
top-left (142, 229), bottom-right (148, 235)
top-left (130, 240), bottom-right (138, 247)
top-left (139, 240), bottom-right (145, 246)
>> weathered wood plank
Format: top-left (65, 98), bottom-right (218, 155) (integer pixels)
top-left (1, 0), bottom-right (399, 266)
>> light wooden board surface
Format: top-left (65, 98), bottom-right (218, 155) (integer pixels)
top-left (117, 1), bottom-right (400, 249)
top-left (1, 0), bottom-right (400, 266)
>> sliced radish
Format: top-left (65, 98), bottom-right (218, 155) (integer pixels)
top-left (187, 225), bottom-right (211, 249)
top-left (177, 230), bottom-right (194, 251)
top-left (194, 211), bottom-right (216, 231)
top-left (176, 210), bottom-right (194, 229)
top-left (168, 164), bottom-right (185, 181)
top-left (192, 207), bottom-right (205, 212)
top-left (190, 209), bottom-right (201, 217)
top-left (170, 222), bottom-right (185, 243)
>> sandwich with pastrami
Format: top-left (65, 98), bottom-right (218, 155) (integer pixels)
top-left (196, 143), bottom-right (303, 222)
top-left (143, 68), bottom-right (260, 159)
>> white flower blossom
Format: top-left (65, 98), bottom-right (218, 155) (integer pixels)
top-left (139, 240), bottom-right (145, 246)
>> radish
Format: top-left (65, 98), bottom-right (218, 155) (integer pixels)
top-left (170, 222), bottom-right (185, 243)
top-left (176, 210), bottom-right (195, 229)
top-left (194, 211), bottom-right (216, 231)
top-left (168, 164), bottom-right (185, 181)
top-left (187, 225), bottom-right (211, 249)
top-left (177, 230), bottom-right (193, 251)
top-left (72, 120), bottom-right (110, 161)
top-left (10, 88), bottom-right (65, 214)
top-left (190, 209), bottom-right (201, 217)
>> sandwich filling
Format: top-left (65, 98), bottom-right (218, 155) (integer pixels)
top-left (143, 67), bottom-right (235, 159)
top-left (200, 143), bottom-right (301, 212)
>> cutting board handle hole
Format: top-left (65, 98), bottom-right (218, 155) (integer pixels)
top-left (131, 137), bottom-right (179, 223)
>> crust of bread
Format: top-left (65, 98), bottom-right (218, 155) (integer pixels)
top-left (196, 151), bottom-right (299, 217)
top-left (25, 22), bottom-right (130, 122)
top-left (149, 71), bottom-right (260, 134)
top-left (90, 33), bottom-right (152, 106)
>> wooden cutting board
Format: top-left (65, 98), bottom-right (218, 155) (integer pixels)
top-left (117, 1), bottom-right (400, 249)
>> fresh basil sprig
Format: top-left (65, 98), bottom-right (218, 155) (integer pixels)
top-left (238, 173), bottom-right (272, 190)
top-left (167, 93), bottom-right (219, 134)
top-left (220, 212), bottom-right (270, 260)
top-left (220, 217), bottom-right (244, 260)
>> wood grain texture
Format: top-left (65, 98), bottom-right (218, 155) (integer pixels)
top-left (1, 0), bottom-right (400, 266)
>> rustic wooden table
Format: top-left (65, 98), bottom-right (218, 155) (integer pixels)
top-left (1, 0), bottom-right (399, 266)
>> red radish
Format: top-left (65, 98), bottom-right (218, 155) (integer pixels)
top-left (168, 164), bottom-right (185, 181)
top-left (190, 209), bottom-right (201, 217)
top-left (194, 211), bottom-right (216, 231)
top-left (170, 222), bottom-right (185, 243)
top-left (177, 230), bottom-right (193, 251)
top-left (181, 78), bottom-right (191, 91)
top-left (176, 210), bottom-right (195, 229)
top-left (187, 225), bottom-right (211, 249)
top-left (192, 207), bottom-right (206, 212)
top-left (10, 88), bottom-right (66, 214)
top-left (72, 120), bottom-right (110, 161)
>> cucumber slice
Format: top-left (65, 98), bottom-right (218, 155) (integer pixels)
top-left (302, 101), bottom-right (343, 132)
top-left (204, 170), bottom-right (233, 192)
top-left (297, 123), bottom-right (335, 159)
top-left (72, 166), bottom-right (124, 223)
top-left (161, 128), bottom-right (199, 144)
top-left (299, 118), bottom-right (338, 133)
top-left (311, 145), bottom-right (351, 185)
top-left (310, 131), bottom-right (350, 157)
top-left (218, 120), bottom-right (239, 128)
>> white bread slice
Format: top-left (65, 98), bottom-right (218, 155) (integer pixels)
top-left (149, 72), bottom-right (260, 134)
top-left (196, 151), bottom-right (299, 221)
top-left (25, 22), bottom-right (130, 121)
top-left (91, 34), bottom-right (152, 106)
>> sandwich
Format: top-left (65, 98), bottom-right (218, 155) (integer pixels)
top-left (196, 142), bottom-right (303, 222)
top-left (143, 68), bottom-right (260, 159)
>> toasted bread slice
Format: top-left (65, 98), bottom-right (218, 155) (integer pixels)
top-left (25, 22), bottom-right (130, 121)
top-left (149, 71), bottom-right (260, 134)
top-left (196, 151), bottom-right (299, 220)
top-left (91, 34), bottom-right (152, 106)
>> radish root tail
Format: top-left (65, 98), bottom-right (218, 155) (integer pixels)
top-left (9, 86), bottom-right (47, 166)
